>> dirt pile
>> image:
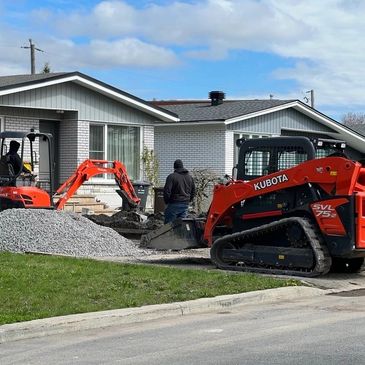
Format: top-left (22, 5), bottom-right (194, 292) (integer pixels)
top-left (87, 210), bottom-right (165, 232)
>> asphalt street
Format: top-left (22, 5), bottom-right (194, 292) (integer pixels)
top-left (2, 290), bottom-right (365, 365)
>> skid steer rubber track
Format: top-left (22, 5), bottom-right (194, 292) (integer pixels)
top-left (210, 217), bottom-right (332, 277)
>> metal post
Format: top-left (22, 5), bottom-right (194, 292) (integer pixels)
top-left (305, 90), bottom-right (314, 108)
top-left (21, 39), bottom-right (44, 75)
top-left (310, 90), bottom-right (314, 108)
top-left (30, 39), bottom-right (35, 75)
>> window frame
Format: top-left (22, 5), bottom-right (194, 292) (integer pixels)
top-left (89, 123), bottom-right (142, 181)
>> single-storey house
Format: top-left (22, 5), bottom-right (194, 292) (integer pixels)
top-left (0, 72), bottom-right (178, 207)
top-left (153, 92), bottom-right (365, 183)
top-left (2, 73), bottom-right (364, 210)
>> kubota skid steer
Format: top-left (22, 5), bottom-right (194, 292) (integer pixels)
top-left (142, 136), bottom-right (365, 277)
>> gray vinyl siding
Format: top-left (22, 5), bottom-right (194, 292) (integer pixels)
top-left (0, 106), bottom-right (60, 120)
top-left (227, 109), bottom-right (335, 135)
top-left (0, 82), bottom-right (157, 124)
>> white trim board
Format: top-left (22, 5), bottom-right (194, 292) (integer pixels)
top-left (0, 75), bottom-right (179, 123)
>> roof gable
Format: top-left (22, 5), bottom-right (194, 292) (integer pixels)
top-left (0, 72), bottom-right (178, 122)
top-left (155, 98), bottom-right (365, 154)
top-left (153, 99), bottom-right (293, 122)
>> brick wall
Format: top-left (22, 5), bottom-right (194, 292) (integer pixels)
top-left (143, 125), bottom-right (154, 150)
top-left (4, 117), bottom-right (40, 173)
top-left (155, 124), bottom-right (226, 184)
top-left (225, 130), bottom-right (235, 175)
top-left (59, 120), bottom-right (78, 182)
top-left (77, 120), bottom-right (90, 165)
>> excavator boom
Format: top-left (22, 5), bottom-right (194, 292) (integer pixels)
top-left (54, 159), bottom-right (140, 210)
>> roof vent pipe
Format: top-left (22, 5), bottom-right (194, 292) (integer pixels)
top-left (209, 91), bottom-right (225, 106)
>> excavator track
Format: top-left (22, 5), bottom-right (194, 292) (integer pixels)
top-left (210, 217), bottom-right (332, 277)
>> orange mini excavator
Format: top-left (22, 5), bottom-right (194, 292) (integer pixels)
top-left (142, 136), bottom-right (365, 277)
top-left (0, 131), bottom-right (140, 211)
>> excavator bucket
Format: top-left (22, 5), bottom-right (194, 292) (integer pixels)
top-left (140, 218), bottom-right (206, 250)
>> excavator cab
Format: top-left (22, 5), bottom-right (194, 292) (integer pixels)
top-left (0, 130), bottom-right (140, 212)
top-left (0, 131), bottom-right (54, 190)
top-left (0, 131), bottom-right (54, 210)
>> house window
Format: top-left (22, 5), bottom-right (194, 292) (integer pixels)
top-left (89, 125), bottom-right (104, 160)
top-left (89, 124), bottom-right (141, 180)
top-left (107, 125), bottom-right (140, 180)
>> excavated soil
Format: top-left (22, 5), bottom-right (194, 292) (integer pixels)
top-left (87, 210), bottom-right (165, 231)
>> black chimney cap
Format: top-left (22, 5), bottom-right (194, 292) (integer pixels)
top-left (209, 91), bottom-right (225, 106)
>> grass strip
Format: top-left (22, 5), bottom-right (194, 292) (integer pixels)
top-left (0, 252), bottom-right (299, 325)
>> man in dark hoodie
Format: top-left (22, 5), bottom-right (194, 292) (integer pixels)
top-left (163, 159), bottom-right (196, 224)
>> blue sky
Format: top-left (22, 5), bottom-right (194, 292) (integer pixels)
top-left (0, 0), bottom-right (364, 120)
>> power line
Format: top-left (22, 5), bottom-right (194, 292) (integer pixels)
top-left (21, 39), bottom-right (44, 74)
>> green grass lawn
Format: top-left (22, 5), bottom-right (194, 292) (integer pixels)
top-left (0, 252), bottom-right (300, 325)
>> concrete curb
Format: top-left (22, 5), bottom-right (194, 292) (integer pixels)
top-left (0, 286), bottom-right (325, 344)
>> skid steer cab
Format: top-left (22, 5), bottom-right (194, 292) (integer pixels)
top-left (0, 131), bottom-right (54, 210)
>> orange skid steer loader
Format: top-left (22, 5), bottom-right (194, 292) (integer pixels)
top-left (142, 136), bottom-right (365, 277)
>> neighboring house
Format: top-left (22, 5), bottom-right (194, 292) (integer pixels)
top-left (153, 92), bottom-right (365, 183)
top-left (0, 72), bottom-right (178, 207)
top-left (346, 124), bottom-right (365, 142)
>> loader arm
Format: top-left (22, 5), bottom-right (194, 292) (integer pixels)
top-left (203, 156), bottom-right (365, 246)
top-left (54, 159), bottom-right (140, 210)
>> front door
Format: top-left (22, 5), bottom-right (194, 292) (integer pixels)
top-left (39, 120), bottom-right (59, 191)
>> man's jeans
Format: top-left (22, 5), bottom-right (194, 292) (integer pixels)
top-left (164, 202), bottom-right (189, 224)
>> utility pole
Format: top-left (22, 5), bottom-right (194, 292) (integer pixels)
top-left (21, 39), bottom-right (44, 75)
top-left (305, 89), bottom-right (314, 108)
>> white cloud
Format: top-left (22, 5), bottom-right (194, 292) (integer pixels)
top-left (84, 38), bottom-right (179, 68)
top-left (1, 0), bottom-right (365, 109)
top-left (55, 0), bottom-right (305, 49)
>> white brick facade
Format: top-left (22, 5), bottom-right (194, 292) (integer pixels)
top-left (5, 117), bottom-right (39, 133)
top-left (77, 120), bottom-right (90, 165)
top-left (155, 124), bottom-right (226, 184)
top-left (225, 130), bottom-right (235, 175)
top-left (59, 119), bottom-right (78, 182)
top-left (4, 117), bottom-right (40, 170)
top-left (143, 125), bottom-right (154, 150)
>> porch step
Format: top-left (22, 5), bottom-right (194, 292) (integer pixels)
top-left (54, 194), bottom-right (116, 215)
top-left (53, 194), bottom-right (98, 205)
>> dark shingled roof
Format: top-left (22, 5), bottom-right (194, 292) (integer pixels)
top-left (153, 99), bottom-right (296, 122)
top-left (0, 72), bottom-right (69, 89)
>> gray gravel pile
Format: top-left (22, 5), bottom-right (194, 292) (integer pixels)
top-left (0, 209), bottom-right (152, 258)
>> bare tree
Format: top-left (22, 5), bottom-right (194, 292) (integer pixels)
top-left (191, 169), bottom-right (219, 214)
top-left (342, 112), bottom-right (365, 126)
